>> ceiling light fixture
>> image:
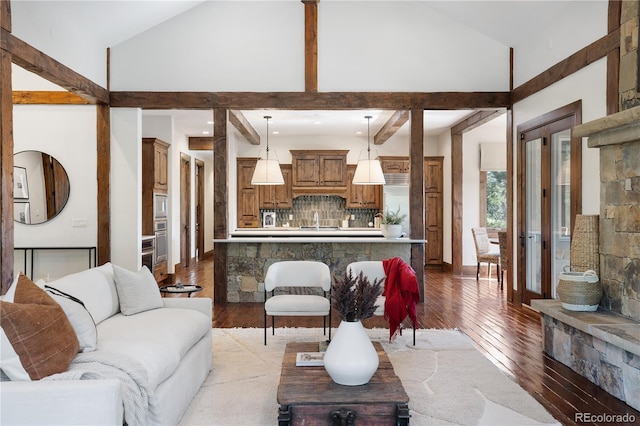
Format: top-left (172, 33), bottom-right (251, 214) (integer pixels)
top-left (251, 116), bottom-right (284, 185)
top-left (352, 116), bottom-right (385, 185)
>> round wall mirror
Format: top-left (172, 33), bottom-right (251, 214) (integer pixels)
top-left (13, 150), bottom-right (70, 225)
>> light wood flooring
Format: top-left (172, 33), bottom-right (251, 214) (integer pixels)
top-left (174, 257), bottom-right (639, 426)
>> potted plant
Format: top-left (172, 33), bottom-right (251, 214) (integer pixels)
top-left (380, 206), bottom-right (406, 238)
top-left (324, 270), bottom-right (383, 386)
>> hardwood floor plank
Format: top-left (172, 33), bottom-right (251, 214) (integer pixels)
top-left (175, 259), bottom-right (640, 426)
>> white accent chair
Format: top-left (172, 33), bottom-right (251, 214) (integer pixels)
top-left (264, 260), bottom-right (332, 345)
top-left (347, 261), bottom-right (416, 345)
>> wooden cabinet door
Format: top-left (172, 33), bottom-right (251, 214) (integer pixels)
top-left (319, 155), bottom-right (347, 186)
top-left (154, 143), bottom-right (169, 191)
top-left (292, 155), bottom-right (319, 186)
top-left (425, 159), bottom-right (443, 193)
top-left (380, 157), bottom-right (410, 174)
top-left (237, 158), bottom-right (259, 228)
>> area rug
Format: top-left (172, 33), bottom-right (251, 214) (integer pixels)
top-left (179, 327), bottom-right (561, 426)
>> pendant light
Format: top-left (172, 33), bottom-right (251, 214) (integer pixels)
top-left (352, 115), bottom-right (386, 185)
top-left (251, 115), bottom-right (284, 185)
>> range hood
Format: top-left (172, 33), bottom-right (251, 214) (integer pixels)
top-left (383, 173), bottom-right (409, 186)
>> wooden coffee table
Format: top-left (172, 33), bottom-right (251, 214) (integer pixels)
top-left (277, 341), bottom-right (410, 425)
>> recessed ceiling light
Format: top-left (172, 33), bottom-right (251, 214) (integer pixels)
top-left (272, 131), bottom-right (280, 135)
top-left (206, 121), bottom-right (213, 125)
top-left (202, 131), bottom-right (210, 135)
top-left (314, 121), bottom-right (321, 125)
top-left (355, 131), bottom-right (363, 135)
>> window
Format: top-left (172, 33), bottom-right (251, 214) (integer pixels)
top-left (480, 171), bottom-right (506, 229)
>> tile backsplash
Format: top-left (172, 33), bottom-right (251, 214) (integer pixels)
top-left (260, 195), bottom-right (379, 228)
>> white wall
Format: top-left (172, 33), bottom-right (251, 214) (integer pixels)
top-left (13, 105), bottom-right (98, 281)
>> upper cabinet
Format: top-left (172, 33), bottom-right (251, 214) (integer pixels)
top-left (291, 150), bottom-right (348, 188)
top-left (143, 138), bottom-right (170, 193)
top-left (379, 156), bottom-right (410, 174)
top-left (260, 164), bottom-right (292, 209)
top-left (346, 165), bottom-right (382, 209)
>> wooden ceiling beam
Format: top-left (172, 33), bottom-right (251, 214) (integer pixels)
top-left (374, 110), bottom-right (409, 145)
top-left (12, 91), bottom-right (92, 105)
top-left (2, 29), bottom-right (108, 104)
top-left (302, 0), bottom-right (319, 92)
top-left (451, 109), bottom-right (503, 134)
top-left (110, 91), bottom-right (511, 110)
top-left (229, 109), bottom-right (260, 145)
top-left (188, 137), bottom-right (214, 150)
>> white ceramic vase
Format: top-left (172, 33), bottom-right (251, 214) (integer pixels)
top-left (323, 320), bottom-right (379, 386)
top-left (381, 224), bottom-right (403, 239)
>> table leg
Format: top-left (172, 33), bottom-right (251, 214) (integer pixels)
top-left (396, 403), bottom-right (410, 425)
top-left (278, 404), bottom-right (291, 426)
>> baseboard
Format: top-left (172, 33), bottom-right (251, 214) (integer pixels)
top-left (200, 250), bottom-right (213, 260)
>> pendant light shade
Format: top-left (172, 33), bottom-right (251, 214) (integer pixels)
top-left (352, 116), bottom-right (386, 185)
top-left (251, 116), bottom-right (284, 185)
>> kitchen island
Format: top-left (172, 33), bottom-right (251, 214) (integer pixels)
top-left (213, 228), bottom-right (425, 303)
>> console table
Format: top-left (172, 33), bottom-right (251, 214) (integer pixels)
top-left (14, 246), bottom-right (97, 279)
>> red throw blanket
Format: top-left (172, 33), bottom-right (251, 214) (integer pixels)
top-left (382, 257), bottom-right (420, 342)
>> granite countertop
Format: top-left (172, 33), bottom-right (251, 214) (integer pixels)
top-left (214, 227), bottom-right (426, 243)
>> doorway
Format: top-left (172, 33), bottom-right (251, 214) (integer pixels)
top-left (180, 153), bottom-right (191, 269)
top-left (517, 101), bottom-right (582, 305)
top-left (195, 159), bottom-right (205, 260)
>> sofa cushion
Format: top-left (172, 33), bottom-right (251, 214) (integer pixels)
top-left (0, 275), bottom-right (79, 380)
top-left (46, 263), bottom-right (119, 325)
top-left (112, 265), bottom-right (163, 315)
top-left (96, 307), bottom-right (210, 389)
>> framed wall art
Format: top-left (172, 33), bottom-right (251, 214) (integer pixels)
top-left (14, 166), bottom-right (29, 199)
top-left (263, 211), bottom-right (276, 228)
top-left (14, 202), bottom-right (31, 224)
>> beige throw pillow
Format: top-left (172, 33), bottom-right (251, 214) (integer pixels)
top-left (113, 265), bottom-right (163, 315)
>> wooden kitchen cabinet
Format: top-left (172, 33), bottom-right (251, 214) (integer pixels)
top-left (379, 156), bottom-right (410, 174)
top-left (237, 158), bottom-right (260, 228)
top-left (291, 150), bottom-right (348, 187)
top-left (143, 138), bottom-right (170, 193)
top-left (346, 165), bottom-right (382, 209)
top-left (260, 164), bottom-right (292, 209)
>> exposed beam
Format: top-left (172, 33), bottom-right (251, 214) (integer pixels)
top-left (110, 91), bottom-right (511, 110)
top-left (96, 104), bottom-right (111, 266)
top-left (1, 47), bottom-right (14, 292)
top-left (12, 91), bottom-right (92, 105)
top-left (1, 0), bottom-right (11, 32)
top-left (229, 109), bottom-right (260, 145)
top-left (451, 109), bottom-right (503, 134)
top-left (303, 0), bottom-right (319, 92)
top-left (1, 29), bottom-right (109, 104)
top-left (188, 137), bottom-right (214, 150)
top-left (409, 108), bottom-right (425, 303)
top-left (213, 108), bottom-right (228, 304)
top-left (374, 110), bottom-right (409, 145)
top-left (512, 29), bottom-right (619, 104)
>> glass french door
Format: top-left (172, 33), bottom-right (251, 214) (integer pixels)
top-left (519, 104), bottom-right (581, 305)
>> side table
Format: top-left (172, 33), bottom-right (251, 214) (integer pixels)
top-left (159, 284), bottom-right (203, 297)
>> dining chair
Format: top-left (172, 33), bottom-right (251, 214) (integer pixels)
top-left (497, 230), bottom-right (508, 289)
top-left (471, 227), bottom-right (501, 281)
top-left (264, 260), bottom-right (331, 345)
top-left (346, 260), bottom-right (416, 345)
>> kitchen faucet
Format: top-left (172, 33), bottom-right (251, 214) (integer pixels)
top-left (313, 211), bottom-right (319, 231)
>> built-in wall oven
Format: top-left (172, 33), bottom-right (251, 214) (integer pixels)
top-left (153, 193), bottom-right (169, 266)
top-left (141, 236), bottom-right (155, 271)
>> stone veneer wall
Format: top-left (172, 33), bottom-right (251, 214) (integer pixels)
top-left (226, 241), bottom-right (410, 303)
top-left (541, 313), bottom-right (640, 411)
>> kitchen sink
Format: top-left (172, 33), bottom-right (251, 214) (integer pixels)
top-left (299, 226), bottom-right (340, 231)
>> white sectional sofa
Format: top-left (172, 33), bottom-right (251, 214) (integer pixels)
top-left (0, 263), bottom-right (212, 425)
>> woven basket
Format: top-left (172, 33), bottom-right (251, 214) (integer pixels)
top-left (557, 270), bottom-right (602, 311)
top-left (570, 214), bottom-right (599, 276)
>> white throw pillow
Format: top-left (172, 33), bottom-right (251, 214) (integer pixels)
top-left (112, 265), bottom-right (163, 315)
top-left (45, 287), bottom-right (97, 352)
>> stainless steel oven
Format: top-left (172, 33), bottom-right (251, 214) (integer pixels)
top-left (141, 236), bottom-right (155, 271)
top-left (154, 220), bottom-right (168, 265)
